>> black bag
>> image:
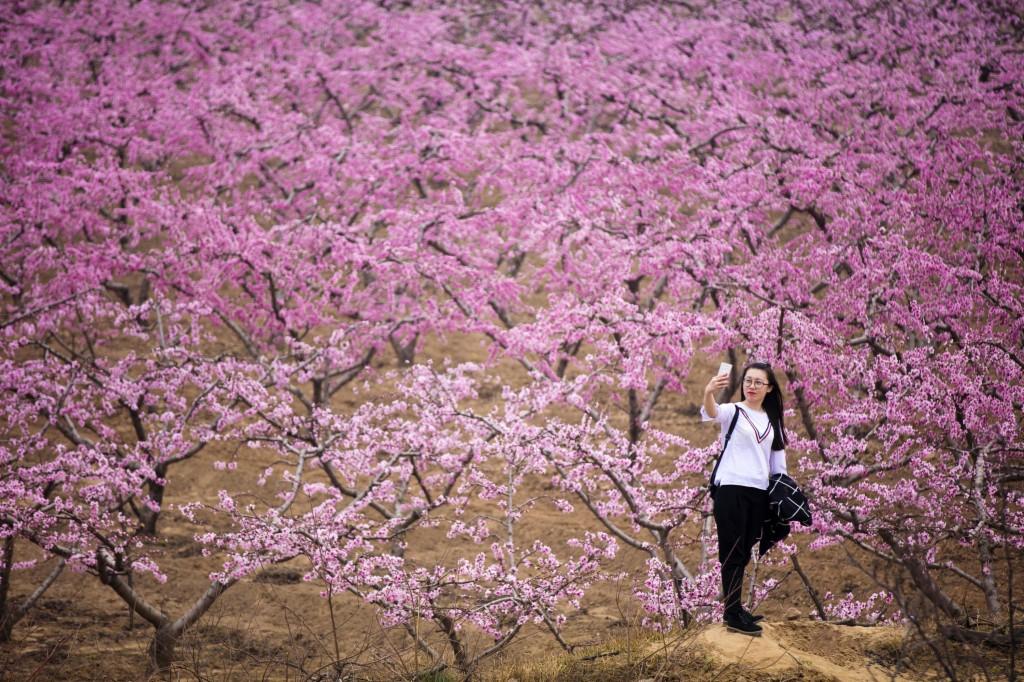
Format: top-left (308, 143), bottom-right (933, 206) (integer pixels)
top-left (767, 473), bottom-right (812, 525)
top-left (708, 407), bottom-right (741, 500)
top-left (759, 473), bottom-right (813, 555)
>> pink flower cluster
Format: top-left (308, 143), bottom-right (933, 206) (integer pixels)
top-left (819, 591), bottom-right (902, 626)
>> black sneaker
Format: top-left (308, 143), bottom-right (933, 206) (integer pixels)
top-left (724, 611), bottom-right (763, 636)
top-left (741, 608), bottom-right (764, 623)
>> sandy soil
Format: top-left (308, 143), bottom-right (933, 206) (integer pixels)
top-left (694, 620), bottom-right (915, 681)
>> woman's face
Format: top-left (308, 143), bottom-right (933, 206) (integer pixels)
top-left (742, 368), bottom-right (773, 400)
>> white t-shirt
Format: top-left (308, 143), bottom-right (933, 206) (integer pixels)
top-left (701, 402), bottom-right (787, 490)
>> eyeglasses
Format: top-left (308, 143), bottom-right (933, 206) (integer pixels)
top-left (743, 378), bottom-right (769, 388)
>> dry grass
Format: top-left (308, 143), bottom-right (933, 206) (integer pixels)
top-left (481, 627), bottom-right (715, 682)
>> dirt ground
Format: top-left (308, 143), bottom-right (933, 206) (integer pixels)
top-left (694, 620), bottom-right (912, 681)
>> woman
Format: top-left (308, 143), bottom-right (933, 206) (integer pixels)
top-left (702, 361), bottom-right (788, 636)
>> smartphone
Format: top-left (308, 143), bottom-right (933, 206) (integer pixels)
top-left (717, 362), bottom-right (732, 376)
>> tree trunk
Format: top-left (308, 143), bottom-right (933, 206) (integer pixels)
top-left (878, 528), bottom-right (972, 627)
top-left (148, 623), bottom-right (178, 673)
top-left (437, 613), bottom-right (470, 674)
top-left (140, 464), bottom-right (168, 536)
top-left (390, 330), bottom-right (419, 366)
top-left (0, 537), bottom-right (13, 642)
top-left (0, 548), bottom-right (65, 643)
top-left (0, 609), bottom-right (11, 643)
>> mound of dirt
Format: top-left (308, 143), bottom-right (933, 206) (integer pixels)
top-left (694, 620), bottom-right (912, 681)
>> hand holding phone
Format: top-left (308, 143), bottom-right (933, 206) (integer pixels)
top-left (706, 366), bottom-right (730, 395)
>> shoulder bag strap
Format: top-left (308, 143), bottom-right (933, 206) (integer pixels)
top-left (709, 406), bottom-right (742, 488)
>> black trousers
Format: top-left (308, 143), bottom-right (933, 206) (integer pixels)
top-left (713, 485), bottom-right (768, 617)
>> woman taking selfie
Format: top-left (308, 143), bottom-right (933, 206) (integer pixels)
top-left (702, 361), bottom-right (788, 636)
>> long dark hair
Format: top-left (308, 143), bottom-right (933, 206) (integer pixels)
top-left (739, 361), bottom-right (787, 451)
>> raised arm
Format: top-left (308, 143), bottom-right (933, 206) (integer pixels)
top-left (703, 373), bottom-right (729, 419)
